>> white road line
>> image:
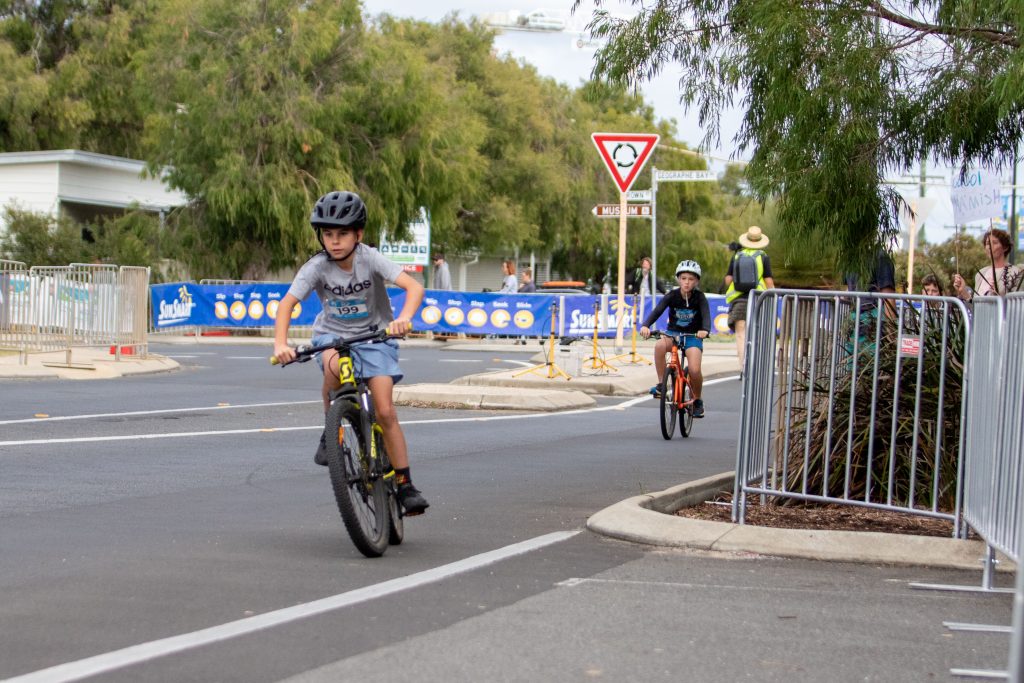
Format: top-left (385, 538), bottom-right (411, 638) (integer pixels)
top-left (0, 401), bottom-right (322, 426)
top-left (502, 360), bottom-right (535, 367)
top-left (0, 397), bottom-right (650, 447)
top-left (0, 373), bottom-right (736, 429)
top-left (1, 530), bottom-right (580, 683)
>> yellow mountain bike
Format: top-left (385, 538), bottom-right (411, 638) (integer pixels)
top-left (272, 329), bottom-right (402, 557)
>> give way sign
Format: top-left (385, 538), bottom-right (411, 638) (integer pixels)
top-left (591, 132), bottom-right (660, 193)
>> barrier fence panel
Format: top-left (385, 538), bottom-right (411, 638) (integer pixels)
top-left (1, 263), bottom-right (150, 360)
top-left (68, 263), bottom-right (119, 349)
top-left (940, 293), bottom-right (1024, 680)
top-left (733, 289), bottom-right (971, 535)
top-left (0, 259), bottom-right (30, 362)
top-left (961, 298), bottom-right (1010, 581)
top-left (27, 266), bottom-right (75, 357)
top-left (1006, 294), bottom-right (1024, 681)
top-left (117, 266), bottom-right (151, 356)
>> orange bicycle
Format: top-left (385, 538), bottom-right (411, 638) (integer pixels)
top-left (650, 331), bottom-right (696, 439)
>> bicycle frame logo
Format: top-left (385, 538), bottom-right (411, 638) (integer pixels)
top-left (337, 356), bottom-right (356, 387)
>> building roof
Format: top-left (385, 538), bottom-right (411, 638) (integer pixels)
top-left (0, 149), bottom-right (152, 174)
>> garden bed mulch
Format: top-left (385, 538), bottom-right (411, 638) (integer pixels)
top-left (676, 496), bottom-right (957, 538)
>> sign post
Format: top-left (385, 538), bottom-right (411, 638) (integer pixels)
top-left (591, 132), bottom-right (660, 348)
top-left (650, 168), bottom-right (718, 293)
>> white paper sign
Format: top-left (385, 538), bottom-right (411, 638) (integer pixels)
top-left (950, 167), bottom-right (1002, 225)
top-left (379, 208), bottom-right (431, 267)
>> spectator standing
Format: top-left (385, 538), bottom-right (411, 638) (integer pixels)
top-left (518, 267), bottom-right (537, 293)
top-left (499, 259), bottom-right (518, 293)
top-left (724, 226), bottom-right (775, 373)
top-left (952, 228), bottom-right (1023, 301)
top-left (921, 273), bottom-right (942, 297)
top-left (628, 257), bottom-right (666, 297)
top-left (432, 252), bottom-right (451, 291)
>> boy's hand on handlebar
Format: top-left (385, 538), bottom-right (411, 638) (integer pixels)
top-left (387, 318), bottom-right (413, 337)
top-left (273, 342), bottom-right (296, 366)
top-left (640, 326), bottom-right (651, 339)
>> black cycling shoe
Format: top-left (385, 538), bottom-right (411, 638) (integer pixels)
top-left (692, 399), bottom-right (705, 418)
top-left (314, 430), bottom-right (328, 466)
top-left (396, 483), bottom-right (429, 516)
top-left (649, 383), bottom-right (664, 399)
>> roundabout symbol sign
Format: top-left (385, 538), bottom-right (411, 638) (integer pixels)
top-left (591, 132), bottom-right (660, 193)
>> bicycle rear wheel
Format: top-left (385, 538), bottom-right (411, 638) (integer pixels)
top-left (679, 367), bottom-right (693, 438)
top-left (325, 401), bottom-right (389, 558)
top-left (375, 429), bottom-right (404, 546)
top-left (659, 367), bottom-right (677, 440)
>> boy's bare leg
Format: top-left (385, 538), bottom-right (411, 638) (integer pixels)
top-left (653, 337), bottom-right (672, 383)
top-left (320, 349), bottom-right (342, 412)
top-left (685, 347), bottom-right (703, 398)
top-left (367, 375), bottom-right (409, 469)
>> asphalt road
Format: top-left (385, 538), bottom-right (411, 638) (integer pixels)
top-left (0, 343), bottom-right (1012, 682)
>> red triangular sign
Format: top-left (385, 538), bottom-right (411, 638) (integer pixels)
top-left (591, 132), bottom-right (660, 193)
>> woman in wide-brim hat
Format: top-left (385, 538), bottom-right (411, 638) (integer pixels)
top-left (738, 225), bottom-right (770, 250)
top-left (727, 225), bottom-right (774, 376)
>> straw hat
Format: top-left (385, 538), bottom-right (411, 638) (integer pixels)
top-left (738, 225), bottom-right (769, 249)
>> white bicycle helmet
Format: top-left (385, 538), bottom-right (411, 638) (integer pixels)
top-left (674, 259), bottom-right (702, 279)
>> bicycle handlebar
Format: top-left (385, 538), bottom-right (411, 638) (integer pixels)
top-left (269, 328), bottom-right (399, 366)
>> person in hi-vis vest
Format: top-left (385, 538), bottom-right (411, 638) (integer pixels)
top-left (724, 226), bottom-right (774, 377)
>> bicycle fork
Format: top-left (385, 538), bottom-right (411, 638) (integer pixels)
top-left (357, 388), bottom-right (395, 487)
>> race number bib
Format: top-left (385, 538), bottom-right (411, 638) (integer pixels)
top-left (674, 308), bottom-right (696, 327)
top-left (327, 298), bottom-right (369, 321)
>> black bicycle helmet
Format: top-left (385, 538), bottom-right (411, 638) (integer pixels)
top-left (310, 191), bottom-right (367, 230)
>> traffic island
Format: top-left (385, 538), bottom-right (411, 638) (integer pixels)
top-left (587, 471), bottom-right (1012, 571)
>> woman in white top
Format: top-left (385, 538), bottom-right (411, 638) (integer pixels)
top-left (499, 259), bottom-right (518, 293)
top-left (953, 228), bottom-right (1023, 300)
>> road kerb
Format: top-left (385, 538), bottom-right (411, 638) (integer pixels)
top-left (588, 472), bottom-right (1012, 571)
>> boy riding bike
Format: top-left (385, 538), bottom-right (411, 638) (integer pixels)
top-left (639, 260), bottom-right (710, 418)
top-left (273, 191), bottom-right (429, 516)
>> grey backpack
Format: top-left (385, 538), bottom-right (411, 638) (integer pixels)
top-left (733, 251), bottom-right (763, 293)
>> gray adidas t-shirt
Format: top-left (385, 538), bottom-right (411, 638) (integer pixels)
top-left (287, 245), bottom-right (404, 337)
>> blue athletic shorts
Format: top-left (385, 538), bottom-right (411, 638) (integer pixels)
top-left (311, 334), bottom-right (403, 383)
top-left (676, 334), bottom-right (704, 352)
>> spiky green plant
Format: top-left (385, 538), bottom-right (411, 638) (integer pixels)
top-left (780, 302), bottom-right (966, 511)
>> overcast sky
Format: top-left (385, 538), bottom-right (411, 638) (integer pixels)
top-left (365, 1), bottom-right (1020, 250)
top-left (364, 1), bottom-right (746, 164)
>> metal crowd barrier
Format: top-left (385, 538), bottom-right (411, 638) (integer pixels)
top-left (0, 262), bottom-right (150, 363)
top-left (0, 259), bottom-right (31, 361)
top-left (733, 289), bottom-right (971, 535)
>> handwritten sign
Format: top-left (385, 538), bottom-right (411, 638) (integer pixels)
top-left (950, 167), bottom-right (1001, 225)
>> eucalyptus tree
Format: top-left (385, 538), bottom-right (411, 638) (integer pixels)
top-left (386, 16), bottom-right (610, 261)
top-left (135, 0), bottom-right (485, 278)
top-left (575, 0), bottom-right (1024, 273)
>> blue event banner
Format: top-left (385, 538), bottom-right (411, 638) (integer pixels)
top-left (559, 293), bottom-right (731, 338)
top-left (151, 282), bottom-right (321, 328)
top-left (410, 290), bottom-right (556, 336)
top-left (151, 282), bottom-right (732, 336)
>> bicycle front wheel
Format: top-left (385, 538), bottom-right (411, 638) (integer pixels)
top-left (659, 367), bottom-right (677, 440)
top-left (679, 367), bottom-right (693, 438)
top-left (325, 401), bottom-right (389, 558)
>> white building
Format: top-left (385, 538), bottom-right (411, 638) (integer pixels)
top-left (0, 149), bottom-right (189, 232)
